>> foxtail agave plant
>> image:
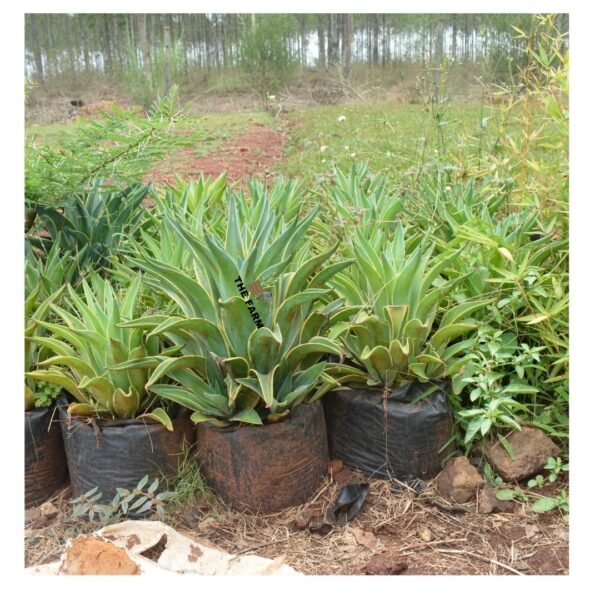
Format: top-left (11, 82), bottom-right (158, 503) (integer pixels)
top-left (26, 274), bottom-right (173, 429)
top-left (118, 199), bottom-right (351, 425)
top-left (330, 225), bottom-right (486, 388)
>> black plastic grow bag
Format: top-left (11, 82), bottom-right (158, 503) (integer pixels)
top-left (323, 381), bottom-right (454, 480)
top-left (58, 396), bottom-right (194, 500)
top-left (196, 400), bottom-right (329, 513)
top-left (25, 404), bottom-right (68, 507)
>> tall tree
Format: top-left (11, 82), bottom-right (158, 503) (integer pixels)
top-left (328, 14), bottom-right (340, 66)
top-left (28, 14), bottom-right (45, 82)
top-left (342, 14), bottom-right (353, 78)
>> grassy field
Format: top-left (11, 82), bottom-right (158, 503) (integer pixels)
top-left (26, 96), bottom-right (565, 216)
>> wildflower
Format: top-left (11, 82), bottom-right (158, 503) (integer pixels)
top-left (337, 115), bottom-right (347, 122)
top-left (320, 145), bottom-right (328, 153)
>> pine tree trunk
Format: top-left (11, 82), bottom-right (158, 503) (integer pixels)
top-left (29, 15), bottom-right (45, 82)
top-left (163, 17), bottom-right (172, 91)
top-left (318, 15), bottom-right (326, 66)
top-left (342, 15), bottom-right (353, 79)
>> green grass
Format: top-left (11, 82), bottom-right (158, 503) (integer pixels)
top-left (280, 103), bottom-right (488, 183)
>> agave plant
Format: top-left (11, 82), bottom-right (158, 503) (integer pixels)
top-left (329, 224), bottom-right (486, 388)
top-left (25, 273), bottom-right (173, 429)
top-left (25, 242), bottom-right (80, 410)
top-left (117, 198), bottom-right (351, 425)
top-left (28, 180), bottom-right (150, 276)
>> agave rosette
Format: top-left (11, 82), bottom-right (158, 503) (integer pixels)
top-left (25, 273), bottom-right (173, 429)
top-left (329, 224), bottom-right (486, 387)
top-left (118, 195), bottom-right (351, 425)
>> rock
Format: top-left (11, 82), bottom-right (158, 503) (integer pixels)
top-left (25, 507), bottom-right (42, 523)
top-left (484, 427), bottom-right (560, 481)
top-left (39, 501), bottom-right (60, 520)
top-left (418, 526), bottom-right (433, 542)
top-left (436, 457), bottom-right (484, 503)
top-left (478, 488), bottom-right (515, 514)
top-left (294, 509), bottom-right (313, 530)
top-left (59, 536), bottom-right (140, 575)
top-left (181, 510), bottom-right (199, 530)
top-left (361, 551), bottom-right (408, 575)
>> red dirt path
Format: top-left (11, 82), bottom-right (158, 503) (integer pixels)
top-left (147, 123), bottom-right (287, 186)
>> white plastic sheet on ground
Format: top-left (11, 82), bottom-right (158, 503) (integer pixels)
top-left (25, 520), bottom-right (301, 575)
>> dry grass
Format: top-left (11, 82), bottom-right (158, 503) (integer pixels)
top-left (25, 472), bottom-right (568, 575)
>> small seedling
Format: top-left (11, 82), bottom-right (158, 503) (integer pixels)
top-left (70, 475), bottom-right (175, 525)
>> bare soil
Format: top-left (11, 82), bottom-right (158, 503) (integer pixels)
top-left (25, 473), bottom-right (568, 575)
top-left (146, 122), bottom-right (288, 187)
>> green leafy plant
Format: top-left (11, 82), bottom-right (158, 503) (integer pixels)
top-left (29, 180), bottom-right (150, 276)
top-left (329, 224), bottom-right (484, 388)
top-left (25, 265), bottom-right (65, 410)
top-left (118, 196), bottom-right (349, 425)
top-left (70, 475), bottom-right (175, 524)
top-left (25, 273), bottom-right (173, 428)
top-left (528, 456), bottom-right (568, 488)
top-left (25, 86), bottom-right (188, 228)
top-left (452, 325), bottom-right (542, 443)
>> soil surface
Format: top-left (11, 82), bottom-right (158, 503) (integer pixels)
top-left (25, 473), bottom-right (568, 575)
top-left (146, 122), bottom-right (288, 187)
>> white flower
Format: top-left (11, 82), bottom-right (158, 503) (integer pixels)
top-left (445, 186), bottom-right (452, 192)
top-left (320, 145), bottom-right (328, 153)
top-left (344, 145), bottom-right (349, 151)
top-left (350, 153), bottom-right (356, 158)
top-left (337, 115), bottom-right (347, 122)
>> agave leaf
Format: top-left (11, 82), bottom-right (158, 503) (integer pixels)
top-left (128, 255), bottom-right (214, 320)
top-left (37, 355), bottom-right (97, 381)
top-left (112, 387), bottom-right (140, 419)
top-left (149, 384), bottom-right (229, 417)
top-left (149, 317), bottom-right (228, 357)
top-left (126, 345), bottom-right (149, 399)
top-left (146, 355), bottom-right (207, 387)
top-left (408, 361), bottom-right (429, 381)
top-left (286, 245), bottom-right (338, 297)
top-left (230, 407), bottom-right (263, 425)
top-left (26, 369), bottom-right (87, 403)
top-left (222, 356), bottom-right (249, 379)
top-left (248, 327), bottom-right (282, 374)
top-left (309, 259), bottom-right (355, 289)
top-left (117, 314), bottom-right (172, 330)
top-left (245, 369), bottom-right (278, 408)
top-left (266, 410), bottom-right (291, 423)
top-left (137, 407), bottom-right (173, 431)
top-left (275, 290), bottom-right (328, 330)
top-left (190, 412), bottom-right (230, 427)
top-left (385, 305), bottom-right (409, 339)
top-left (402, 318), bottom-right (431, 354)
top-left (360, 346), bottom-right (393, 382)
top-left (66, 402), bottom-right (96, 417)
top-left (79, 375), bottom-right (116, 411)
top-left (219, 296), bottom-right (257, 358)
top-left (285, 337), bottom-right (342, 370)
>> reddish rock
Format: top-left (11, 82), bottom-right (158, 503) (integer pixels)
top-left (484, 427), bottom-right (560, 482)
top-left (478, 488), bottom-right (515, 514)
top-left (436, 457), bottom-right (484, 503)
